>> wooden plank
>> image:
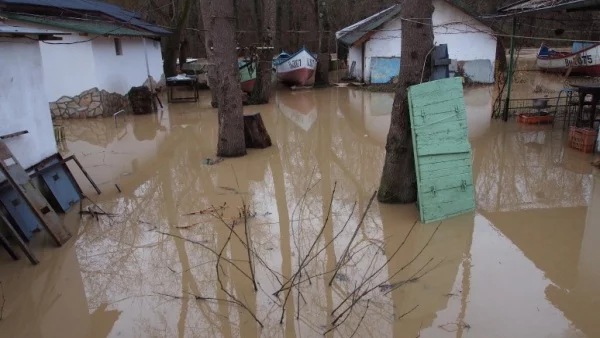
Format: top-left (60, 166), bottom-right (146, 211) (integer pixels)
top-left (0, 230), bottom-right (19, 260)
top-left (0, 142), bottom-right (71, 246)
top-left (0, 212), bottom-right (38, 264)
top-left (408, 77), bottom-right (475, 223)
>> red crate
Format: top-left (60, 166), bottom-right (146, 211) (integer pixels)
top-left (517, 113), bottom-right (554, 124)
top-left (569, 127), bottom-right (598, 153)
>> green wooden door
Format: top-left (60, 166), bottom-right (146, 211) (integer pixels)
top-left (408, 77), bottom-right (475, 223)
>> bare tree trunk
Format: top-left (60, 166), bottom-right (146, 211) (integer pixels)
top-left (209, 0), bottom-right (247, 157)
top-left (163, 0), bottom-right (193, 77)
top-left (248, 0), bottom-right (277, 105)
top-left (378, 0), bottom-right (434, 204)
top-left (200, 0), bottom-right (220, 107)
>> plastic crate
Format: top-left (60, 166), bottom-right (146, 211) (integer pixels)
top-left (569, 127), bottom-right (598, 153)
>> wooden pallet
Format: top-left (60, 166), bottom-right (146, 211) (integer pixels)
top-left (0, 141), bottom-right (71, 246)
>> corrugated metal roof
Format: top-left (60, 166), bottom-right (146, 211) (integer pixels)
top-left (336, 4), bottom-right (402, 46)
top-left (4, 12), bottom-right (158, 36)
top-left (0, 0), bottom-right (170, 35)
top-left (497, 0), bottom-right (600, 15)
top-left (0, 22), bottom-right (67, 35)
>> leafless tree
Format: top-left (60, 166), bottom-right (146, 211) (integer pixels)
top-left (378, 0), bottom-right (434, 203)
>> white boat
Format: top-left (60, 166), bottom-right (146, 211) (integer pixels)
top-left (537, 42), bottom-right (600, 76)
top-left (273, 47), bottom-right (318, 86)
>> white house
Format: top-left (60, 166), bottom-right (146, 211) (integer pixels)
top-left (336, 0), bottom-right (498, 84)
top-left (0, 23), bottom-right (65, 169)
top-left (0, 0), bottom-right (169, 119)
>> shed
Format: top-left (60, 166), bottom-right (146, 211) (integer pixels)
top-left (0, 0), bottom-right (169, 119)
top-left (336, 0), bottom-right (498, 84)
top-left (0, 23), bottom-right (66, 169)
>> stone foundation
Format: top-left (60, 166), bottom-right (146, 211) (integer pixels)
top-left (50, 87), bottom-right (130, 119)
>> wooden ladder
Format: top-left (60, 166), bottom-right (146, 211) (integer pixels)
top-left (0, 141), bottom-right (71, 246)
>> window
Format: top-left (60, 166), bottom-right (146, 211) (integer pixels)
top-left (114, 38), bottom-right (123, 55)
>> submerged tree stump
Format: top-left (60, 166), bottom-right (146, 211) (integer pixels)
top-left (244, 113), bottom-right (272, 149)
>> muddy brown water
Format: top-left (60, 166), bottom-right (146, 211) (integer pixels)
top-left (0, 85), bottom-right (599, 338)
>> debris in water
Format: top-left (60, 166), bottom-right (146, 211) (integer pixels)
top-left (439, 321), bottom-right (471, 332)
top-left (592, 158), bottom-right (600, 169)
top-left (175, 222), bottom-right (201, 229)
top-left (202, 157), bottom-right (224, 166)
top-left (115, 184), bottom-right (121, 193)
top-left (181, 204), bottom-right (226, 216)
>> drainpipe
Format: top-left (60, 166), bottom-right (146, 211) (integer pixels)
top-left (143, 38), bottom-right (154, 93)
top-left (502, 17), bottom-right (517, 122)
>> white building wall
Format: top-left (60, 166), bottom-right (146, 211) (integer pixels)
top-left (93, 37), bottom-right (163, 95)
top-left (39, 35), bottom-right (99, 102)
top-left (364, 18), bottom-right (402, 83)
top-left (345, 0), bottom-right (497, 84)
top-left (348, 45), bottom-right (364, 81)
top-left (4, 20), bottom-right (99, 102)
top-left (0, 38), bottom-right (57, 169)
top-left (432, 0), bottom-right (497, 64)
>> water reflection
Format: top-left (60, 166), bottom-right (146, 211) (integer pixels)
top-left (0, 86), bottom-right (598, 338)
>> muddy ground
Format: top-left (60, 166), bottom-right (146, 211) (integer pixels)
top-left (0, 78), bottom-right (598, 338)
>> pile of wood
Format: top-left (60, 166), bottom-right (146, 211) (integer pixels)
top-left (128, 86), bottom-right (153, 115)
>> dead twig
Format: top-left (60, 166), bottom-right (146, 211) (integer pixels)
top-left (174, 222), bottom-right (201, 229)
top-left (397, 305), bottom-right (419, 320)
top-left (182, 204), bottom-right (226, 216)
top-left (439, 321), bottom-right (470, 332)
top-left (332, 222), bottom-right (442, 326)
top-left (154, 230), bottom-right (255, 283)
top-left (348, 300), bottom-right (371, 338)
top-left (215, 216), bottom-right (264, 328)
top-left (242, 200), bottom-right (258, 291)
top-left (330, 191), bottom-right (376, 286)
top-left (279, 182), bottom-right (337, 324)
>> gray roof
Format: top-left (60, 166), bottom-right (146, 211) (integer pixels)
top-left (0, 0), bottom-right (170, 35)
top-left (336, 5), bottom-right (402, 46)
top-left (497, 0), bottom-right (600, 16)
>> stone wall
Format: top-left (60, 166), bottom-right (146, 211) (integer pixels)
top-left (50, 87), bottom-right (130, 119)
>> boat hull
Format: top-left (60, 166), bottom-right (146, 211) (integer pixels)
top-left (239, 60), bottom-right (257, 93)
top-left (240, 79), bottom-right (256, 93)
top-left (537, 43), bottom-right (600, 76)
top-left (275, 48), bottom-right (317, 86)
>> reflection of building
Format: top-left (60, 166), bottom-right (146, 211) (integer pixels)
top-left (276, 91), bottom-right (318, 131)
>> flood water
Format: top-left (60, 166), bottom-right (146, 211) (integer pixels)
top-left (0, 83), bottom-right (599, 338)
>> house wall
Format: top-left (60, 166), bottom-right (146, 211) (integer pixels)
top-left (364, 18), bottom-right (402, 83)
top-left (347, 0), bottom-right (497, 84)
top-left (92, 37), bottom-right (163, 95)
top-left (348, 45), bottom-right (364, 81)
top-left (432, 0), bottom-right (497, 83)
top-left (0, 38), bottom-right (57, 169)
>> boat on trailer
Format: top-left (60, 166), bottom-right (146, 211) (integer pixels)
top-left (273, 47), bottom-right (317, 86)
top-left (537, 42), bottom-right (600, 76)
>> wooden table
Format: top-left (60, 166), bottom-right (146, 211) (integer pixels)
top-left (166, 75), bottom-right (199, 103)
top-left (572, 83), bottom-right (600, 128)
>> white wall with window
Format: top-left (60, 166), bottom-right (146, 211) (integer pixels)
top-left (92, 37), bottom-right (164, 95)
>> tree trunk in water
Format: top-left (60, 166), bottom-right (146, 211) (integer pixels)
top-left (210, 0), bottom-right (247, 157)
top-left (248, 0), bottom-right (276, 105)
top-left (377, 0), bottom-right (434, 204)
top-left (200, 0), bottom-right (220, 107)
